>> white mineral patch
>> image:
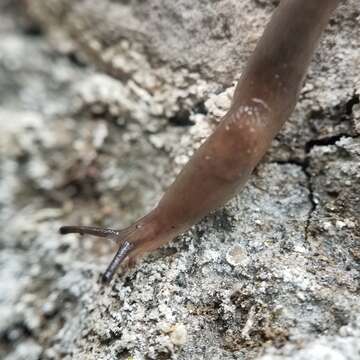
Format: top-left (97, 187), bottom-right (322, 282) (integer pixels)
top-left (170, 323), bottom-right (187, 346)
top-left (226, 245), bottom-right (250, 267)
top-left (205, 86), bottom-right (234, 118)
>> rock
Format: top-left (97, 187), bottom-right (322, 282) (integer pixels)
top-left (0, 1), bottom-right (359, 359)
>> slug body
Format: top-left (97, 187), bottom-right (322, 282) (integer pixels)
top-left (60, 0), bottom-right (341, 283)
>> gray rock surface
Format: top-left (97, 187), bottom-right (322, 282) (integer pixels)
top-left (0, 1), bottom-right (359, 359)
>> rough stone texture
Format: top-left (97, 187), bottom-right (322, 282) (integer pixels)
top-left (25, 0), bottom-right (360, 162)
top-left (0, 1), bottom-right (359, 359)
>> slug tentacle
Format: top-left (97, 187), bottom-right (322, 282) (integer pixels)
top-left (60, 210), bottom-right (168, 282)
top-left (101, 240), bottom-right (134, 283)
top-left (59, 225), bottom-right (137, 282)
top-left (59, 225), bottom-right (124, 240)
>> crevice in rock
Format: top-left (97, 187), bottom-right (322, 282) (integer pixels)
top-left (304, 133), bottom-right (350, 153)
top-left (345, 93), bottom-right (360, 116)
top-left (306, 93), bottom-right (358, 144)
top-left (270, 157), bottom-right (316, 242)
top-left (168, 108), bottom-right (194, 127)
top-left (302, 159), bottom-right (316, 243)
top-left (272, 94), bottom-right (359, 241)
top-left (299, 92), bottom-right (360, 239)
top-left (302, 130), bottom-right (359, 240)
top-left (303, 133), bottom-right (348, 241)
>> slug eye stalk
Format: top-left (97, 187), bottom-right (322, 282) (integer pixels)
top-left (59, 225), bottom-right (135, 283)
top-left (59, 225), bottom-right (122, 239)
top-left (101, 241), bottom-right (134, 283)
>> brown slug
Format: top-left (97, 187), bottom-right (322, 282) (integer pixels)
top-left (60, 0), bottom-right (341, 283)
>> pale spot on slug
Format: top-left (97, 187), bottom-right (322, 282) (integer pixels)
top-left (251, 98), bottom-right (271, 112)
top-left (230, 103), bottom-right (268, 129)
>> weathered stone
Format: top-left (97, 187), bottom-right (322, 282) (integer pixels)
top-left (0, 1), bottom-right (359, 359)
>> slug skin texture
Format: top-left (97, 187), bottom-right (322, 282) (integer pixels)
top-left (60, 0), bottom-right (341, 283)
